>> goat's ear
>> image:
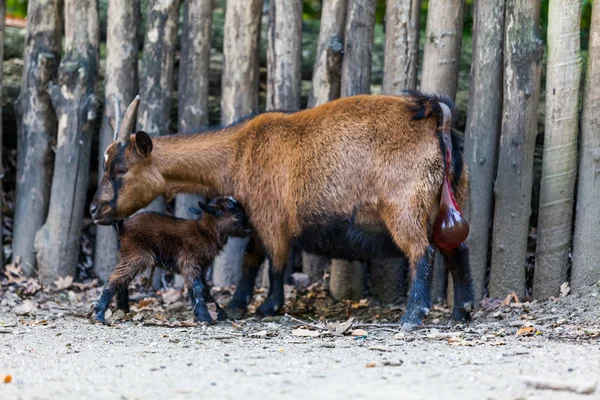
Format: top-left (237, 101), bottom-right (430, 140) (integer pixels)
top-left (108, 116), bottom-right (117, 132)
top-left (197, 202), bottom-right (223, 217)
top-left (134, 131), bottom-right (153, 157)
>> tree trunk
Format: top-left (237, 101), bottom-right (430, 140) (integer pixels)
top-left (340, 0), bottom-right (376, 97)
top-left (304, 0), bottom-right (347, 282)
top-left (534, 0), bottom-right (582, 300)
top-left (572, 1), bottom-right (600, 292)
top-left (463, 0), bottom-right (506, 301)
top-left (0, 0), bottom-right (4, 269)
top-left (376, 0), bottom-right (422, 303)
top-left (420, 0), bottom-right (464, 303)
top-left (94, 0), bottom-right (140, 283)
top-left (266, 0), bottom-right (302, 111)
top-left (489, 0), bottom-right (543, 299)
top-left (137, 0), bottom-right (179, 215)
top-left (13, 0), bottom-right (62, 276)
top-left (329, 260), bottom-right (365, 301)
top-left (213, 0), bottom-right (262, 287)
top-left (174, 0), bottom-right (213, 220)
top-left (382, 0), bottom-right (421, 94)
top-left (35, 0), bottom-right (100, 284)
top-left (308, 0), bottom-right (346, 108)
top-left (330, 0), bottom-right (375, 300)
top-left (420, 0), bottom-right (464, 100)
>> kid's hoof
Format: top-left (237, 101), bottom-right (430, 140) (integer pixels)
top-left (194, 312), bottom-right (214, 324)
top-left (94, 312), bottom-right (109, 325)
top-left (400, 314), bottom-right (424, 332)
top-left (256, 298), bottom-right (281, 317)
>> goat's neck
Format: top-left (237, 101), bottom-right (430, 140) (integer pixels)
top-left (150, 125), bottom-right (244, 198)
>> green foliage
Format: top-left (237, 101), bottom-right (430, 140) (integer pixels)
top-left (7, 0), bottom-right (28, 18)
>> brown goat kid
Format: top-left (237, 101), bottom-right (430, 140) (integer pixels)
top-left (93, 197), bottom-right (252, 324)
top-left (91, 91), bottom-right (473, 330)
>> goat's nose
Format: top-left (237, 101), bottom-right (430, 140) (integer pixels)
top-left (90, 203), bottom-right (99, 217)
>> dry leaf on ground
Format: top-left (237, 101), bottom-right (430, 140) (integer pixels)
top-left (3, 375), bottom-right (12, 384)
top-left (54, 276), bottom-right (73, 291)
top-left (291, 328), bottom-right (321, 337)
top-left (560, 282), bottom-right (571, 298)
top-left (350, 329), bottom-right (368, 336)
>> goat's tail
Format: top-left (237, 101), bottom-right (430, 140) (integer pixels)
top-left (402, 90), bottom-right (470, 250)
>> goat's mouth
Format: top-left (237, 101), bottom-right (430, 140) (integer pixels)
top-left (93, 216), bottom-right (117, 226)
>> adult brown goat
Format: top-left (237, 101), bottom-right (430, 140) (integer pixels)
top-left (90, 91), bottom-right (473, 330)
top-left (94, 197), bottom-right (252, 324)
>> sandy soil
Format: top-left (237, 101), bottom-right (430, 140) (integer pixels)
top-left (1, 279), bottom-right (600, 400)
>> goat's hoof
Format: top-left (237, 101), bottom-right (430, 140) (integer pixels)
top-left (256, 298), bottom-right (281, 317)
top-left (216, 309), bottom-right (228, 322)
top-left (225, 305), bottom-right (246, 320)
top-left (94, 312), bottom-right (109, 325)
top-left (194, 313), bottom-right (214, 324)
top-left (451, 302), bottom-right (474, 323)
top-left (400, 314), bottom-right (424, 332)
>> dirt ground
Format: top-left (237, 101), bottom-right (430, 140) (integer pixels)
top-left (1, 278), bottom-right (600, 400)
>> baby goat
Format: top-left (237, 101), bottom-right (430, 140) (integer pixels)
top-left (94, 197), bottom-right (252, 324)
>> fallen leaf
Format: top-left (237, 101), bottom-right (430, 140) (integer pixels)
top-left (161, 289), bottom-right (182, 304)
top-left (4, 258), bottom-right (25, 284)
top-left (516, 326), bottom-right (537, 336)
top-left (366, 363), bottom-right (376, 368)
top-left (72, 279), bottom-right (99, 291)
top-left (502, 292), bottom-right (520, 307)
top-left (350, 329), bottom-right (368, 336)
top-left (21, 278), bottom-right (42, 296)
top-left (3, 375), bottom-right (12, 384)
top-left (137, 298), bottom-right (156, 308)
top-left (331, 317), bottom-right (354, 336)
top-left (560, 282), bottom-right (571, 298)
top-left (54, 276), bottom-right (73, 291)
top-left (291, 328), bottom-right (321, 337)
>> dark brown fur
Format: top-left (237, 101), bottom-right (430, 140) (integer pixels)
top-left (93, 197), bottom-right (251, 323)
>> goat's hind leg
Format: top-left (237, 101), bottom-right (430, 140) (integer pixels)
top-left (440, 243), bottom-right (474, 322)
top-left (400, 245), bottom-right (435, 331)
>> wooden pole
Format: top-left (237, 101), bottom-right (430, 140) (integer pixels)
top-left (571, 0), bottom-right (600, 292)
top-left (13, 0), bottom-right (62, 276)
top-left (489, 0), bottom-right (543, 299)
top-left (35, 0), bottom-right (100, 284)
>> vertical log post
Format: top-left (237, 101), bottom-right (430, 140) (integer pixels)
top-left (213, 0), bottom-right (262, 287)
top-left (0, 0), bottom-right (4, 268)
top-left (420, 0), bottom-right (464, 99)
top-left (304, 0), bottom-right (348, 283)
top-left (489, 0), bottom-right (543, 299)
top-left (35, 0), bottom-right (100, 284)
top-left (382, 0), bottom-right (421, 94)
top-left (330, 0), bottom-right (376, 301)
top-left (266, 0), bottom-right (302, 112)
top-left (13, 0), bottom-right (62, 276)
top-left (419, 0), bottom-right (465, 303)
top-left (533, 0), bottom-right (582, 300)
top-left (463, 0), bottom-right (506, 301)
top-left (137, 0), bottom-right (180, 214)
top-left (94, 0), bottom-right (140, 282)
top-left (572, 1), bottom-right (600, 292)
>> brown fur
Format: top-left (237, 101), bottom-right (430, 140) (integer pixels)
top-left (92, 94), bottom-right (469, 275)
top-left (109, 197), bottom-right (250, 289)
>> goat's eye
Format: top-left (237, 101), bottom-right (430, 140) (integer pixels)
top-left (116, 167), bottom-right (128, 175)
top-left (227, 202), bottom-right (235, 210)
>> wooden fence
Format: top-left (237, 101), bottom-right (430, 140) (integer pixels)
top-left (2, 0), bottom-right (599, 305)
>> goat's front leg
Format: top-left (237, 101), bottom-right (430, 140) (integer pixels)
top-left (190, 277), bottom-right (213, 323)
top-left (400, 245), bottom-right (435, 331)
top-left (440, 243), bottom-right (474, 322)
top-left (94, 286), bottom-right (116, 324)
top-left (227, 233), bottom-right (265, 319)
top-left (257, 253), bottom-right (286, 317)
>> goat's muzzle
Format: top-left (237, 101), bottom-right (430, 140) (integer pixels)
top-left (90, 202), bottom-right (117, 225)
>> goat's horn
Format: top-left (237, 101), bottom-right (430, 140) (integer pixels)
top-left (112, 93), bottom-right (122, 141)
top-left (116, 95), bottom-right (140, 146)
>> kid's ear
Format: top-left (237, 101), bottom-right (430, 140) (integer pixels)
top-left (189, 207), bottom-right (203, 216)
top-left (134, 131), bottom-right (153, 157)
top-left (197, 202), bottom-right (223, 217)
